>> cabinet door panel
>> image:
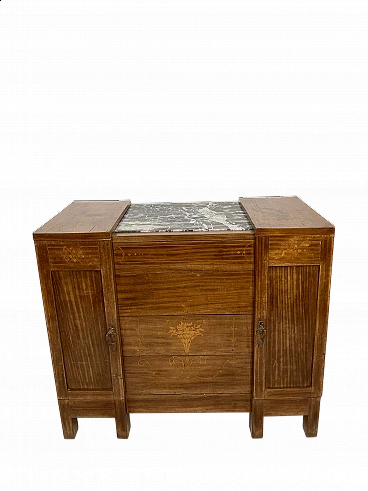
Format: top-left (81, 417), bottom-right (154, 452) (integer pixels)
top-left (265, 265), bottom-right (319, 389)
top-left (253, 235), bottom-right (333, 399)
top-left (52, 270), bottom-right (112, 390)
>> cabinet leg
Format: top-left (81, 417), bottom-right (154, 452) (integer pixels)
top-left (58, 400), bottom-right (78, 439)
top-left (303, 398), bottom-right (320, 438)
top-left (249, 399), bottom-right (264, 438)
top-left (114, 400), bottom-right (131, 439)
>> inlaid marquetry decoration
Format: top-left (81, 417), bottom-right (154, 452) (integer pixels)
top-left (118, 248), bottom-right (145, 262)
top-left (47, 243), bottom-right (100, 268)
top-left (285, 244), bottom-right (308, 258)
top-left (167, 321), bottom-right (220, 371)
top-left (269, 236), bottom-right (321, 264)
top-left (59, 245), bottom-right (98, 265)
top-left (61, 246), bottom-right (86, 264)
top-left (119, 316), bottom-right (250, 381)
top-left (169, 321), bottom-right (205, 354)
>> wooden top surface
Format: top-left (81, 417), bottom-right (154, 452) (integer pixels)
top-left (34, 197), bottom-right (334, 241)
top-left (33, 200), bottom-right (131, 240)
top-left (239, 196), bottom-right (334, 235)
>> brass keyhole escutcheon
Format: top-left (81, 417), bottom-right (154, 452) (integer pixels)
top-left (106, 325), bottom-right (117, 351)
top-left (256, 321), bottom-right (266, 348)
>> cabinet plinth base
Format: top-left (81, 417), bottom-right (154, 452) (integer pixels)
top-left (249, 397), bottom-right (321, 438)
top-left (58, 399), bottom-right (130, 440)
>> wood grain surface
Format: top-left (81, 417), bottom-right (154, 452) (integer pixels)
top-left (34, 198), bottom-right (335, 438)
top-left (252, 235), bottom-right (269, 399)
top-left (124, 355), bottom-right (252, 395)
top-left (265, 265), bottom-right (320, 389)
top-left (127, 394), bottom-right (251, 412)
top-left (263, 398), bottom-right (310, 416)
top-left (35, 242), bottom-right (69, 398)
top-left (116, 270), bottom-right (254, 315)
top-left (34, 200), bottom-right (130, 240)
top-left (120, 315), bottom-right (253, 356)
top-left (268, 236), bottom-right (322, 265)
top-left (52, 270), bottom-right (112, 390)
top-left (113, 239), bottom-right (254, 270)
top-left (239, 196), bottom-right (334, 235)
top-left (48, 242), bottom-right (100, 269)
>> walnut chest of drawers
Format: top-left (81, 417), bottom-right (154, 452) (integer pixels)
top-left (34, 197), bottom-right (334, 439)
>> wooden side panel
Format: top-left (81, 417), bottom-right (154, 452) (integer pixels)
top-left (124, 355), bottom-right (252, 395)
top-left (35, 242), bottom-right (68, 398)
top-left (116, 271), bottom-right (254, 315)
top-left (311, 236), bottom-right (334, 396)
top-left (265, 266), bottom-right (319, 389)
top-left (52, 270), bottom-right (112, 390)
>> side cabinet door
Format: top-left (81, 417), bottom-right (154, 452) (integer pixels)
top-left (35, 240), bottom-right (123, 396)
top-left (52, 268), bottom-right (112, 390)
top-left (253, 235), bottom-right (334, 399)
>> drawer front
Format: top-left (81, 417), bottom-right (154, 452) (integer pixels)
top-left (116, 270), bottom-right (254, 315)
top-left (124, 355), bottom-right (252, 395)
top-left (121, 315), bottom-right (253, 396)
top-left (114, 239), bottom-right (254, 271)
top-left (120, 315), bottom-right (253, 356)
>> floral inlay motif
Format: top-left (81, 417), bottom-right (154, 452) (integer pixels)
top-left (61, 246), bottom-right (85, 264)
top-left (169, 321), bottom-right (204, 354)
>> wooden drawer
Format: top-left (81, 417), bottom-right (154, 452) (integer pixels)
top-left (120, 315), bottom-right (253, 356)
top-left (116, 270), bottom-right (254, 315)
top-left (124, 355), bottom-right (252, 395)
top-left (113, 238), bottom-right (254, 271)
top-left (121, 315), bottom-right (253, 396)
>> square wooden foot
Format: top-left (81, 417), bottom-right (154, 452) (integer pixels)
top-left (58, 400), bottom-right (78, 439)
top-left (249, 399), bottom-right (264, 438)
top-left (114, 400), bottom-right (131, 439)
top-left (303, 398), bottom-right (320, 437)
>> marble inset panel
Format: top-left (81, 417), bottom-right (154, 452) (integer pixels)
top-left (115, 201), bottom-right (253, 233)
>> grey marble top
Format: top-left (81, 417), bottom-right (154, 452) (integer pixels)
top-left (115, 201), bottom-right (253, 233)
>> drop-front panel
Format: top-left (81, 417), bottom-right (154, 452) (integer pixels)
top-left (34, 197), bottom-right (334, 439)
top-left (113, 234), bottom-right (255, 411)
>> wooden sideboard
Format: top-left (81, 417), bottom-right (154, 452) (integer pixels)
top-left (33, 197), bottom-right (334, 439)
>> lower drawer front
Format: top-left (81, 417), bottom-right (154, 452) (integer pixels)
top-left (124, 355), bottom-right (252, 395)
top-left (121, 315), bottom-right (253, 396)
